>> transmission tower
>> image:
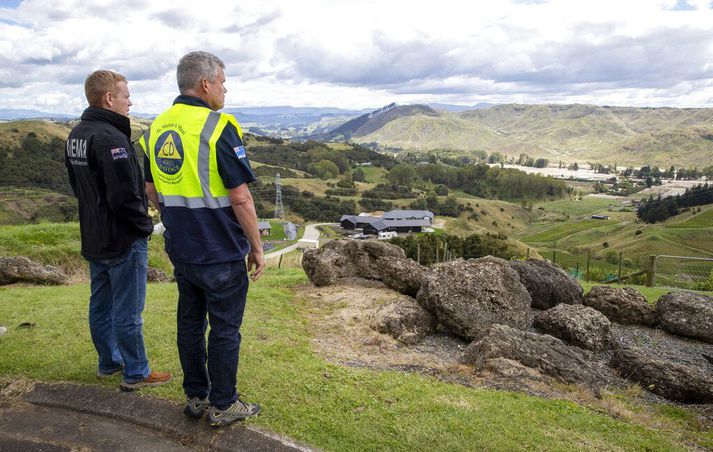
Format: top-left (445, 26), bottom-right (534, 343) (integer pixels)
top-left (274, 173), bottom-right (285, 220)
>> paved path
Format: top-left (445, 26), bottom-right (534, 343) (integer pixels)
top-left (265, 223), bottom-right (337, 259)
top-left (0, 382), bottom-right (312, 451)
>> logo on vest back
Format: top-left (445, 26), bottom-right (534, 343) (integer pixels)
top-left (154, 131), bottom-right (184, 175)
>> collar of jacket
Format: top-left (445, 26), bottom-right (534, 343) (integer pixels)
top-left (80, 106), bottom-right (132, 139)
top-left (173, 94), bottom-right (212, 109)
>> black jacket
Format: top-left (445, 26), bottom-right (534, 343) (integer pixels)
top-left (65, 107), bottom-right (153, 260)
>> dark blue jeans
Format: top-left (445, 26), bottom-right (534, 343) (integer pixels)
top-left (88, 237), bottom-right (150, 383)
top-left (173, 259), bottom-right (249, 410)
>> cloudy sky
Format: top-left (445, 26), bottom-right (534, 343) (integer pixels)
top-left (1, 0), bottom-right (713, 114)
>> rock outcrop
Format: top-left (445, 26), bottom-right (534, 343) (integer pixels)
top-left (534, 304), bottom-right (613, 352)
top-left (510, 259), bottom-right (583, 309)
top-left (376, 257), bottom-right (426, 297)
top-left (370, 298), bottom-right (436, 345)
top-left (583, 286), bottom-right (658, 326)
top-left (612, 346), bottom-right (713, 403)
top-left (416, 257), bottom-right (532, 340)
top-left (462, 324), bottom-right (617, 387)
top-left (656, 292), bottom-right (713, 344)
top-left (0, 256), bottom-right (68, 286)
top-left (302, 240), bottom-right (405, 286)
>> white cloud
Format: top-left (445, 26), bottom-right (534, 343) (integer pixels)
top-left (0, 0), bottom-right (712, 114)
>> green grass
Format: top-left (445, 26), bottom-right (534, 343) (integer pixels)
top-left (535, 197), bottom-right (614, 217)
top-left (0, 222), bottom-right (83, 273)
top-left (358, 166), bottom-right (389, 184)
top-left (668, 207), bottom-right (713, 229)
top-left (0, 269), bottom-right (707, 451)
top-left (0, 222), bottom-right (172, 278)
top-left (261, 220), bottom-right (287, 241)
top-left (522, 219), bottom-right (611, 243)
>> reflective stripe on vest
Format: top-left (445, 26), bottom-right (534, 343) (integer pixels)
top-left (139, 104), bottom-right (244, 209)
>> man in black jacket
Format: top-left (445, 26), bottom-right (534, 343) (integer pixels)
top-left (65, 70), bottom-right (171, 390)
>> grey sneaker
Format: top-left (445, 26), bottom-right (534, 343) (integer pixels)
top-left (184, 396), bottom-right (210, 419)
top-left (0, 326), bottom-right (7, 338)
top-left (208, 399), bottom-right (261, 427)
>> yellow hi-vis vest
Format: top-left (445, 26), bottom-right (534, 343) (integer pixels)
top-left (138, 103), bottom-right (244, 209)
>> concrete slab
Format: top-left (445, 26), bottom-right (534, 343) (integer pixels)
top-left (0, 382), bottom-right (312, 452)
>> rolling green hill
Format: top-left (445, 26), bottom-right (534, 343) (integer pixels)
top-left (517, 199), bottom-right (713, 286)
top-left (341, 103), bottom-right (713, 167)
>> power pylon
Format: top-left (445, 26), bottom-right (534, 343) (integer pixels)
top-left (274, 173), bottom-right (285, 220)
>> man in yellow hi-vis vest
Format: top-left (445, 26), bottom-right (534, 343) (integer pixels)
top-left (139, 51), bottom-right (265, 427)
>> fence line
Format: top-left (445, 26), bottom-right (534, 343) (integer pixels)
top-left (647, 254), bottom-right (713, 290)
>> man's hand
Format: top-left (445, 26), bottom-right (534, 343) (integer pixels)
top-left (247, 248), bottom-right (266, 282)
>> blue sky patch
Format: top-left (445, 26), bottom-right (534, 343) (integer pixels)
top-left (0, 0), bottom-right (22, 8)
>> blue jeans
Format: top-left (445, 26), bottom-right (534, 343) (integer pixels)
top-left (88, 237), bottom-right (150, 383)
top-left (172, 260), bottom-right (248, 410)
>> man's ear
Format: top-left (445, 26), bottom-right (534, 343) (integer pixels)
top-left (200, 77), bottom-right (209, 93)
top-left (102, 91), bottom-right (113, 109)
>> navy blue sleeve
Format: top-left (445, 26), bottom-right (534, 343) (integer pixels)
top-left (216, 122), bottom-right (256, 189)
top-left (144, 153), bottom-right (153, 183)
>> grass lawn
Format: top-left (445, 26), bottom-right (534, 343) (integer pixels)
top-left (0, 269), bottom-right (710, 450)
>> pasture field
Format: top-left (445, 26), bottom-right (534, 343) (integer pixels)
top-left (534, 197), bottom-right (616, 217)
top-left (667, 205), bottom-right (713, 229)
top-left (521, 219), bottom-right (611, 243)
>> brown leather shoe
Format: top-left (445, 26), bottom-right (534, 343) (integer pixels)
top-left (120, 370), bottom-right (172, 391)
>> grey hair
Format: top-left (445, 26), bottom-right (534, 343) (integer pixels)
top-left (176, 51), bottom-right (225, 94)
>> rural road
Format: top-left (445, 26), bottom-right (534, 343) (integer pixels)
top-left (265, 223), bottom-right (337, 259)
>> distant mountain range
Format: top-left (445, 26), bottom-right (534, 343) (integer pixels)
top-left (313, 103), bottom-right (713, 167)
top-left (0, 109), bottom-right (76, 121)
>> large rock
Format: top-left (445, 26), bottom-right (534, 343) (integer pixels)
top-left (612, 346), bottom-right (713, 403)
top-left (510, 259), bottom-right (583, 309)
top-left (656, 292), bottom-right (713, 344)
top-left (369, 297), bottom-right (436, 345)
top-left (534, 304), bottom-right (613, 352)
top-left (462, 324), bottom-right (618, 387)
top-left (416, 257), bottom-right (532, 340)
top-left (302, 239), bottom-right (405, 286)
top-left (0, 256), bottom-right (68, 286)
top-left (583, 286), bottom-right (658, 326)
top-left (376, 257), bottom-right (425, 297)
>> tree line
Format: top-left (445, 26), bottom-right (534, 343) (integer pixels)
top-left (390, 163), bottom-right (567, 200)
top-left (636, 184), bottom-right (713, 223)
top-left (249, 140), bottom-right (396, 179)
